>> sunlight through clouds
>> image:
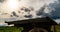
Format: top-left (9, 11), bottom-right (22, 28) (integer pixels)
top-left (0, 0), bottom-right (59, 21)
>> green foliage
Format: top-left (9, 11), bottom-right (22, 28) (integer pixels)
top-left (0, 26), bottom-right (60, 32)
top-left (0, 26), bottom-right (23, 32)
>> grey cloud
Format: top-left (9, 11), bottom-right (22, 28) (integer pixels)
top-left (0, 0), bottom-right (5, 3)
top-left (36, 5), bottom-right (46, 16)
top-left (24, 14), bottom-right (33, 18)
top-left (11, 11), bottom-right (19, 17)
top-left (48, 0), bottom-right (60, 19)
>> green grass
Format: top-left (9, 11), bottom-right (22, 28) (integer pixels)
top-left (0, 26), bottom-right (23, 32)
top-left (0, 25), bottom-right (60, 32)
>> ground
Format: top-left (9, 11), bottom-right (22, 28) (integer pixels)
top-left (0, 25), bottom-right (60, 32)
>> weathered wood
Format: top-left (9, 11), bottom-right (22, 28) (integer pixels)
top-left (5, 17), bottom-right (57, 32)
top-left (5, 17), bottom-right (57, 25)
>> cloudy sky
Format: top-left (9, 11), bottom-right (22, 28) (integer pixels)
top-left (0, 0), bottom-right (60, 26)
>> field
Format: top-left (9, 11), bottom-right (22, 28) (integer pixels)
top-left (0, 25), bottom-right (60, 32)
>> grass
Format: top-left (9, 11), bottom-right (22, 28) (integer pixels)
top-left (0, 26), bottom-right (23, 32)
top-left (0, 25), bottom-right (60, 32)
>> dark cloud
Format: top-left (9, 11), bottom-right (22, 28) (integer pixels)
top-left (36, 5), bottom-right (46, 16)
top-left (21, 7), bottom-right (30, 12)
top-left (0, 0), bottom-right (5, 3)
top-left (24, 15), bottom-right (33, 18)
top-left (21, 7), bottom-right (34, 12)
top-left (11, 11), bottom-right (19, 17)
top-left (49, 1), bottom-right (60, 19)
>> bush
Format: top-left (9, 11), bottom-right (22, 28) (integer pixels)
top-left (0, 26), bottom-right (23, 32)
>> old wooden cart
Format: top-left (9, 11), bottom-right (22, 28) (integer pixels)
top-left (5, 17), bottom-right (57, 32)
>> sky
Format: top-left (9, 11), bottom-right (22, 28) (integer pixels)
top-left (0, 0), bottom-right (60, 26)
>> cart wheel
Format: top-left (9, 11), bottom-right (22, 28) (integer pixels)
top-left (29, 28), bottom-right (48, 32)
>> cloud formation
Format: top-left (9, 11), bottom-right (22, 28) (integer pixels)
top-left (0, 0), bottom-right (59, 21)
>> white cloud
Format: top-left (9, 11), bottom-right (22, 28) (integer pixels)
top-left (54, 19), bottom-right (60, 24)
top-left (0, 0), bottom-right (59, 21)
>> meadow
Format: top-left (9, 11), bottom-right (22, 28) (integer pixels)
top-left (0, 25), bottom-right (60, 32)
